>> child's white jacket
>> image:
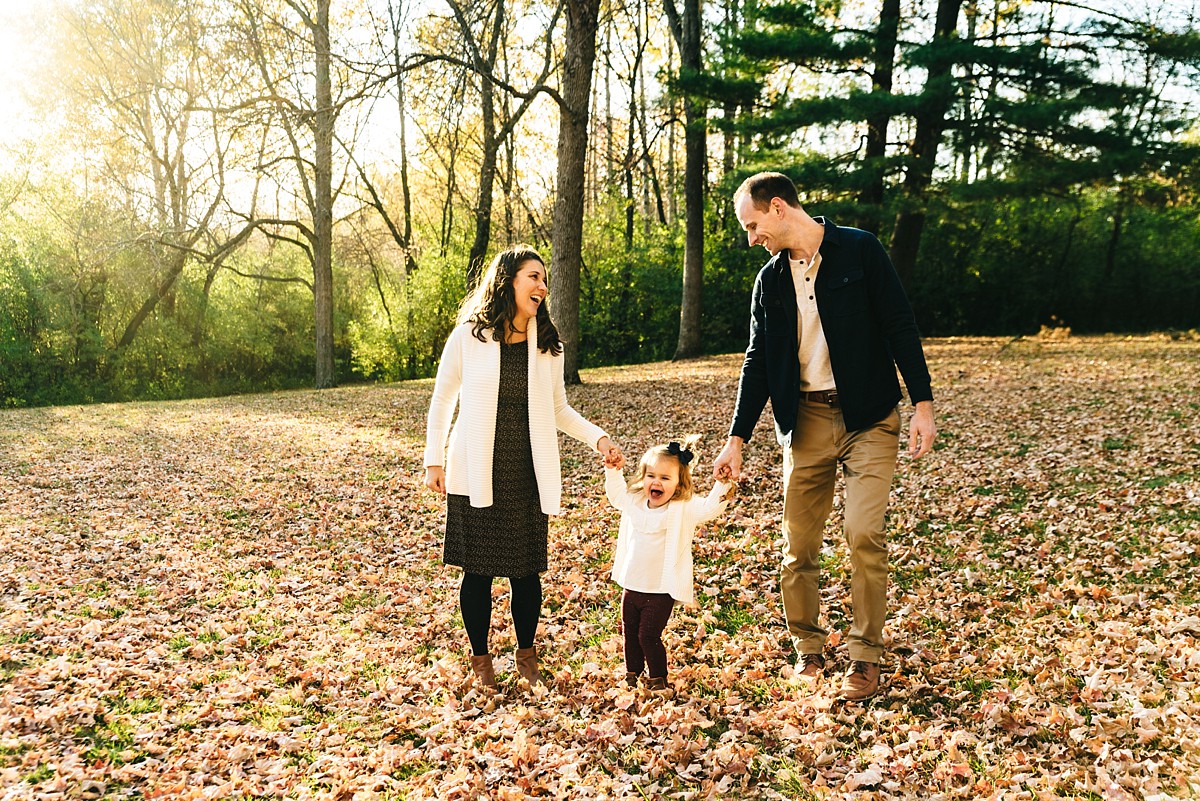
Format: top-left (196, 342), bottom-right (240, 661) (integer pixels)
top-left (605, 467), bottom-right (732, 605)
top-left (424, 320), bottom-right (607, 515)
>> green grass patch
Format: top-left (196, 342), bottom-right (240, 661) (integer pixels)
top-left (24, 763), bottom-right (54, 784)
top-left (0, 741), bottom-right (30, 763)
top-left (1, 659), bottom-right (27, 680)
top-left (1141, 472), bottom-right (1199, 488)
top-left (771, 762), bottom-right (821, 800)
top-left (77, 716), bottom-right (146, 766)
top-left (83, 580), bottom-right (110, 598)
top-left (1003, 484), bottom-right (1029, 510)
top-left (340, 591), bottom-right (386, 613)
top-left (390, 757), bottom-right (435, 781)
top-left (955, 676), bottom-right (995, 699)
top-left (709, 602), bottom-right (755, 635)
top-left (107, 695), bottom-right (163, 715)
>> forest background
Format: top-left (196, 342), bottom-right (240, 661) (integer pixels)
top-left (1, 0), bottom-right (1198, 408)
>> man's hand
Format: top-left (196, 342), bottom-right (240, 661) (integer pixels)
top-left (713, 436), bottom-right (745, 481)
top-left (908, 401), bottom-right (937, 459)
top-left (424, 465), bottom-right (446, 494)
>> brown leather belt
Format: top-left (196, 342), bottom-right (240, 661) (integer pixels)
top-left (801, 390), bottom-right (839, 405)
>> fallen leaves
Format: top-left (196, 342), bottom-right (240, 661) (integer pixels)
top-left (0, 336), bottom-right (1198, 798)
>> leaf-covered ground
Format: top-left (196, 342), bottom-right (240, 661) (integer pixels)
top-left (2, 335), bottom-right (1199, 800)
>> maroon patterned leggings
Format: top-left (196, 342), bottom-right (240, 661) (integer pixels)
top-left (621, 589), bottom-right (676, 679)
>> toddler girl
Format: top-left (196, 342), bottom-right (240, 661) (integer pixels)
top-left (605, 437), bottom-right (734, 693)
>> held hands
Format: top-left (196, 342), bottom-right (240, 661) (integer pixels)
top-left (598, 436), bottom-right (625, 469)
top-left (712, 436), bottom-right (744, 482)
top-left (424, 465), bottom-right (446, 495)
top-left (427, 438), bottom-right (626, 493)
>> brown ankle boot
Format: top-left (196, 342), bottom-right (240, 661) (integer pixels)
top-left (514, 646), bottom-right (543, 686)
top-left (470, 653), bottom-right (497, 690)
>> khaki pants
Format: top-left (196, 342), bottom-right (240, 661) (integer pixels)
top-left (781, 402), bottom-right (900, 663)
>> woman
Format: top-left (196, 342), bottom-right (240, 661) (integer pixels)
top-left (423, 245), bottom-right (623, 690)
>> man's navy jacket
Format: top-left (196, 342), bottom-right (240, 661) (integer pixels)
top-left (729, 218), bottom-right (933, 446)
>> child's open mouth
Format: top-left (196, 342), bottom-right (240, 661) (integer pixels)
top-left (650, 488), bottom-right (663, 500)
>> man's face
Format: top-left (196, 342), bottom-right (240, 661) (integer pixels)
top-left (735, 194), bottom-right (784, 256)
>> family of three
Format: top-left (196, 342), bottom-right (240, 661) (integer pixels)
top-left (422, 172), bottom-right (937, 702)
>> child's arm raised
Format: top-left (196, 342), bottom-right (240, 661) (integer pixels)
top-left (687, 478), bottom-right (736, 524)
top-left (604, 466), bottom-right (634, 511)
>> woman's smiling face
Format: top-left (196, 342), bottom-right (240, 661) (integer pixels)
top-left (510, 258), bottom-right (548, 328)
top-left (642, 456), bottom-right (681, 508)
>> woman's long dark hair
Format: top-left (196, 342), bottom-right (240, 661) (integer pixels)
top-left (457, 245), bottom-right (562, 355)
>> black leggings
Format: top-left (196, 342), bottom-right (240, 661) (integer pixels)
top-left (621, 589), bottom-right (676, 678)
top-left (460, 572), bottom-right (542, 656)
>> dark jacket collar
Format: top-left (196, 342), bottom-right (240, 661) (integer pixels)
top-left (813, 216), bottom-right (842, 247)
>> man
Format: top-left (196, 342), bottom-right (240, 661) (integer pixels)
top-left (713, 172), bottom-right (936, 701)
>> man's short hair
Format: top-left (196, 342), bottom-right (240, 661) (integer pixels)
top-left (734, 172), bottom-right (801, 211)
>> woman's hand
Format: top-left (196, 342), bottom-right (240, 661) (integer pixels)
top-left (597, 436), bottom-right (625, 469)
top-left (424, 465), bottom-right (446, 494)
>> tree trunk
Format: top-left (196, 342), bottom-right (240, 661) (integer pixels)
top-left (888, 0), bottom-right (962, 290)
top-left (398, 75), bottom-right (416, 274)
top-left (465, 0), bottom-right (504, 287)
top-left (667, 35), bottom-right (677, 225)
top-left (503, 121), bottom-right (516, 241)
top-left (858, 0), bottom-right (900, 233)
top-left (446, 0), bottom-right (553, 280)
top-left (312, 0), bottom-right (335, 388)
top-left (666, 0), bottom-right (706, 359)
top-left (438, 73), bottom-right (466, 257)
top-left (1103, 187), bottom-right (1126, 285)
top-left (467, 83), bottom-right (498, 288)
top-left (390, 1), bottom-right (416, 274)
top-left (116, 251), bottom-right (187, 350)
top-left (549, 0), bottom-right (601, 385)
top-left (624, 7), bottom-right (642, 251)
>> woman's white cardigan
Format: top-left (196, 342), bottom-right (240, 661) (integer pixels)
top-left (605, 467), bottom-right (732, 605)
top-left (424, 320), bottom-right (608, 516)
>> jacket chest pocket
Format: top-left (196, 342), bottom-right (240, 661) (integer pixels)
top-left (822, 270), bottom-right (868, 317)
top-left (761, 298), bottom-right (793, 336)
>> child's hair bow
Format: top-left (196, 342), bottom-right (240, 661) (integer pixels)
top-left (667, 441), bottom-right (694, 466)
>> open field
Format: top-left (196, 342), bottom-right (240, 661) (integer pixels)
top-left (2, 335), bottom-right (1199, 800)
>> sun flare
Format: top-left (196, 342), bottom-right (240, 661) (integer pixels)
top-left (0, 2), bottom-right (57, 155)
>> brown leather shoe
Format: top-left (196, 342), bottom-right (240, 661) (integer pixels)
top-left (795, 652), bottom-right (826, 683)
top-left (470, 653), bottom-right (498, 690)
top-left (839, 660), bottom-right (880, 701)
top-left (641, 676), bottom-right (673, 697)
top-left (623, 672), bottom-right (641, 689)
